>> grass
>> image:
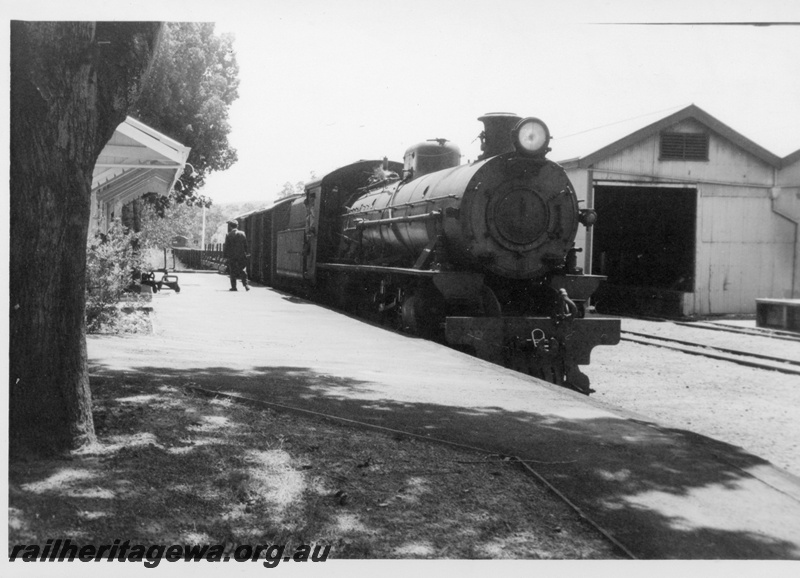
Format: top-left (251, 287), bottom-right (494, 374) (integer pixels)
top-left (8, 373), bottom-right (624, 561)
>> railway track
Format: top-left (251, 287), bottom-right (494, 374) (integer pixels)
top-left (620, 329), bottom-right (800, 376)
top-left (674, 320), bottom-right (800, 343)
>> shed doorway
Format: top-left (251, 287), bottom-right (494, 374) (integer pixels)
top-left (591, 184), bottom-right (696, 316)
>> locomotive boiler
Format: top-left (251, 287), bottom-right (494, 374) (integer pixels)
top-left (233, 113), bottom-right (620, 394)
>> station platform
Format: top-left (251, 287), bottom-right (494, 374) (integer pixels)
top-left (87, 272), bottom-right (800, 559)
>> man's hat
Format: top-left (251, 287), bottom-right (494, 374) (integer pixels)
top-left (228, 220), bottom-right (238, 228)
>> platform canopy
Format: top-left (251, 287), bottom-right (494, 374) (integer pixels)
top-left (91, 116), bottom-right (190, 226)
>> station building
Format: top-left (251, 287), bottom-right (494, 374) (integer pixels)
top-left (551, 104), bottom-right (800, 318)
top-left (89, 116), bottom-right (191, 236)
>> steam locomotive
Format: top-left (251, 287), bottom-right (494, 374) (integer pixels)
top-left (229, 113), bottom-right (620, 393)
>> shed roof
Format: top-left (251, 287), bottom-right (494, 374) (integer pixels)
top-left (551, 104), bottom-right (782, 169)
top-left (92, 116), bottom-right (190, 206)
top-left (781, 148), bottom-right (800, 169)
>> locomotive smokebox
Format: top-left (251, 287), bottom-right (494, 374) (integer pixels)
top-left (478, 112), bottom-right (522, 159)
top-left (403, 139), bottom-right (461, 181)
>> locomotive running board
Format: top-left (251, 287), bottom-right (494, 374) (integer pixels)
top-left (317, 262), bottom-right (438, 277)
top-left (445, 316), bottom-right (621, 368)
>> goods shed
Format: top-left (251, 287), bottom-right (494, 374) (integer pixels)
top-left (89, 116), bottom-right (191, 236)
top-left (775, 148), bottom-right (800, 296)
top-left (551, 104), bottom-right (800, 318)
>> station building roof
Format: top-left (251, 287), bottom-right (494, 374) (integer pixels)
top-left (92, 116), bottom-right (191, 207)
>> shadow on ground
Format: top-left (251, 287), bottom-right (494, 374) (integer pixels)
top-left (81, 359), bottom-right (800, 560)
top-left (10, 372), bottom-right (626, 560)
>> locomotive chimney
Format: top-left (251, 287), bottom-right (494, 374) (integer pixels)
top-left (477, 113), bottom-right (522, 160)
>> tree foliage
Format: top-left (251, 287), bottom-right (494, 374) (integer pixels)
top-left (85, 221), bottom-right (147, 333)
top-left (138, 199), bottom-right (204, 249)
top-left (278, 182), bottom-right (297, 199)
top-left (131, 22), bottom-right (240, 205)
top-left (125, 196), bottom-right (242, 249)
top-left (277, 174), bottom-right (315, 199)
top-left (201, 204), bottom-right (234, 246)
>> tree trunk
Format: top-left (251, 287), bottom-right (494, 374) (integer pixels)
top-left (9, 22), bottom-right (162, 454)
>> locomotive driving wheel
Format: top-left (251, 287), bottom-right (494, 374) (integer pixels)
top-left (401, 286), bottom-right (446, 338)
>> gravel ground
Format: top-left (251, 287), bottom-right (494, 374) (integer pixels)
top-left (586, 317), bottom-right (800, 477)
top-left (623, 318), bottom-right (800, 362)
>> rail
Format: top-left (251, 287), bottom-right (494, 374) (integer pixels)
top-left (620, 330), bottom-right (800, 376)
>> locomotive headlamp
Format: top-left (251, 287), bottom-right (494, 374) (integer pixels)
top-left (512, 118), bottom-right (551, 156)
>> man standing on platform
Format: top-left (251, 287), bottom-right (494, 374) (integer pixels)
top-left (223, 220), bottom-right (250, 291)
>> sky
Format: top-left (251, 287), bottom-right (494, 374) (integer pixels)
top-left (5, 0), bottom-right (800, 209)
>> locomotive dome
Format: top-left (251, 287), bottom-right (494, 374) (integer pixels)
top-left (403, 139), bottom-right (461, 180)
